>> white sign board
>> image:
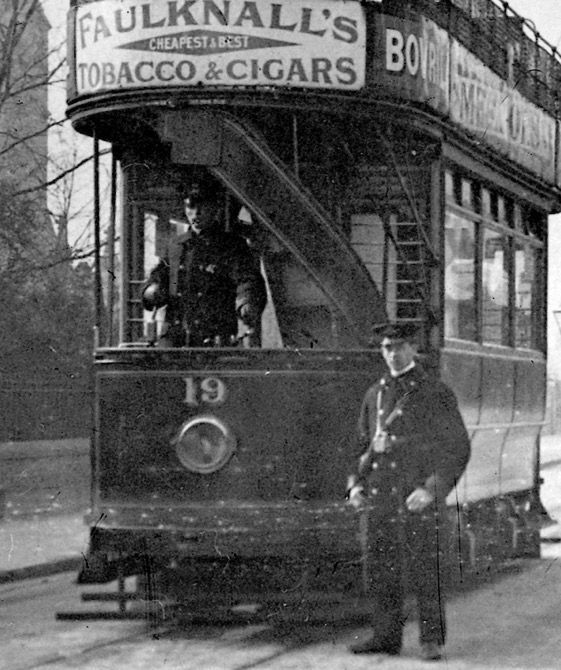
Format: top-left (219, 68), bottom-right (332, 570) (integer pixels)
top-left (72, 0), bottom-right (366, 94)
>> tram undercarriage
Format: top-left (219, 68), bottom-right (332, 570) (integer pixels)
top-left (66, 486), bottom-right (543, 623)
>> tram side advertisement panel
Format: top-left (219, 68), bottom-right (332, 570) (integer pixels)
top-left (69, 0), bottom-right (366, 96)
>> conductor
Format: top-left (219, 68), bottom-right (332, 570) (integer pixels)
top-left (346, 322), bottom-right (471, 661)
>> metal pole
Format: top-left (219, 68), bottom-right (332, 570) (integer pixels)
top-left (292, 114), bottom-right (299, 178)
top-left (106, 150), bottom-right (117, 346)
top-left (93, 132), bottom-right (103, 346)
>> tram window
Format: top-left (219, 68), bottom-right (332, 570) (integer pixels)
top-left (482, 228), bottom-right (510, 346)
top-left (350, 213), bottom-right (391, 310)
top-left (514, 240), bottom-right (539, 349)
top-left (504, 198), bottom-right (515, 228)
top-left (513, 204), bottom-right (524, 233)
top-left (263, 251), bottom-right (337, 349)
top-left (444, 211), bottom-right (476, 340)
top-left (444, 168), bottom-right (544, 352)
top-left (490, 192), bottom-right (499, 221)
top-left (523, 207), bottom-right (544, 240)
top-left (127, 197), bottom-right (338, 350)
top-left (142, 212), bottom-right (161, 342)
top-left (515, 206), bottom-right (544, 350)
top-left (481, 188), bottom-right (491, 218)
top-left (471, 182), bottom-right (482, 214)
top-left (445, 171), bottom-right (463, 207)
top-left (141, 210), bottom-right (186, 344)
top-left (461, 179), bottom-right (472, 208)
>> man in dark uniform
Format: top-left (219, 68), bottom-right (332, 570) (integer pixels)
top-left (346, 322), bottom-right (471, 662)
top-left (142, 180), bottom-right (267, 347)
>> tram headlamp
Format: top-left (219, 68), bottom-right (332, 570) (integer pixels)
top-left (172, 416), bottom-right (236, 474)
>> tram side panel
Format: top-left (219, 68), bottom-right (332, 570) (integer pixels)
top-left (442, 347), bottom-right (544, 559)
top-left (442, 348), bottom-right (544, 503)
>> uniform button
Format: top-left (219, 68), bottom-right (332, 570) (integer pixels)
top-left (371, 488), bottom-right (378, 495)
top-left (197, 292), bottom-right (203, 298)
top-left (390, 461), bottom-right (397, 469)
top-left (372, 462), bottom-right (379, 470)
top-left (390, 435), bottom-right (396, 442)
top-left (179, 264), bottom-right (184, 269)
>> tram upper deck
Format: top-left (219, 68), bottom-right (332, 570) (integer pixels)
top-left (68, 0), bottom-right (561, 192)
top-left (68, 0), bottom-right (561, 345)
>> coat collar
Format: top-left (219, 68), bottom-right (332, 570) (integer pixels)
top-left (380, 363), bottom-right (425, 389)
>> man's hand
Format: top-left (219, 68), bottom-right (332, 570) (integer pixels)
top-left (238, 302), bottom-right (260, 326)
top-left (346, 485), bottom-right (367, 510)
top-left (142, 282), bottom-right (168, 311)
top-left (406, 487), bottom-right (434, 512)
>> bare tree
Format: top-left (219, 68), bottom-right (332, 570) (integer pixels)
top-left (0, 1), bottom-right (66, 190)
top-left (0, 1), bottom-right (97, 397)
top-left (0, 1), bottom-right (109, 258)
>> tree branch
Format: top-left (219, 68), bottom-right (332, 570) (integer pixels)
top-left (13, 149), bottom-right (111, 197)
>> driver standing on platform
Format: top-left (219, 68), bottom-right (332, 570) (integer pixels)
top-left (142, 180), bottom-right (267, 347)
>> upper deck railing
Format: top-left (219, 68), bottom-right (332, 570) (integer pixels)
top-left (376, 0), bottom-right (561, 117)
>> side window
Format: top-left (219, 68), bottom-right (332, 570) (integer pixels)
top-left (443, 168), bottom-right (544, 351)
top-left (482, 227), bottom-right (510, 346)
top-left (444, 211), bottom-right (476, 340)
top-left (513, 239), bottom-right (539, 348)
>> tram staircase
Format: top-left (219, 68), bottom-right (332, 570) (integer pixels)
top-left (351, 214), bottom-right (433, 327)
top-left (164, 109), bottom-right (388, 344)
top-left (385, 215), bottom-right (435, 326)
top-left (209, 111), bottom-right (436, 334)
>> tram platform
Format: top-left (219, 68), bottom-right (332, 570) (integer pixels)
top-left (0, 435), bottom-right (559, 584)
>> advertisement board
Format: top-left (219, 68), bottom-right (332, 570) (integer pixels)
top-left (372, 13), bottom-right (557, 184)
top-left (372, 14), bottom-right (450, 113)
top-left (70, 0), bottom-right (366, 94)
top-left (450, 40), bottom-right (556, 184)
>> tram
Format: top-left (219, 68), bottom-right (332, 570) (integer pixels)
top-left (66, 0), bottom-right (561, 614)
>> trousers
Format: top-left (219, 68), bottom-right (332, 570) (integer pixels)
top-left (363, 505), bottom-right (448, 648)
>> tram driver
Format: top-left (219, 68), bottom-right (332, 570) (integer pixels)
top-left (142, 179), bottom-right (267, 347)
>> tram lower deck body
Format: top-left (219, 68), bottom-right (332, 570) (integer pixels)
top-left (78, 346), bottom-right (544, 595)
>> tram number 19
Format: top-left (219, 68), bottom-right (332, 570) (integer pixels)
top-left (183, 377), bottom-right (227, 406)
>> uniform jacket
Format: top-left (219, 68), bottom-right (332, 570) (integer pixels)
top-left (144, 226), bottom-right (266, 346)
top-left (351, 364), bottom-right (471, 511)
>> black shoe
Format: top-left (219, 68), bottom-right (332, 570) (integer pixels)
top-left (421, 642), bottom-right (443, 661)
top-left (348, 635), bottom-right (401, 655)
